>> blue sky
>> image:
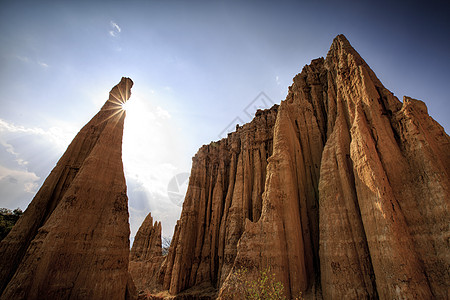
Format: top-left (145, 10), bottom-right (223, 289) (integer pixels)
top-left (1, 0), bottom-right (449, 239)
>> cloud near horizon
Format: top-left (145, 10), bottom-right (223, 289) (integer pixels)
top-left (0, 119), bottom-right (76, 210)
top-left (0, 164), bottom-right (40, 209)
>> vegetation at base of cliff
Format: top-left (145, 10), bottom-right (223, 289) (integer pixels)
top-left (221, 266), bottom-right (303, 300)
top-left (0, 208), bottom-right (23, 241)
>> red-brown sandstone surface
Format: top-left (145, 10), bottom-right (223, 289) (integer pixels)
top-left (3, 34), bottom-right (447, 300)
top-left (149, 35), bottom-right (449, 299)
top-left (222, 35), bottom-right (449, 299)
top-left (129, 213), bottom-right (165, 295)
top-left (163, 105), bottom-right (278, 295)
top-left (0, 77), bottom-right (136, 300)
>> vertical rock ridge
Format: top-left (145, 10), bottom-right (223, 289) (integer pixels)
top-left (220, 75), bottom-right (326, 298)
top-left (163, 106), bottom-right (278, 294)
top-left (130, 213), bottom-right (162, 261)
top-left (0, 77), bottom-right (134, 300)
top-left (129, 212), bottom-right (164, 294)
top-left (216, 35), bottom-right (449, 299)
top-left (319, 96), bottom-right (377, 299)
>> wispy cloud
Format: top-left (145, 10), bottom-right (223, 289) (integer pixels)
top-left (109, 21), bottom-right (121, 37)
top-left (111, 21), bottom-right (121, 32)
top-left (0, 119), bottom-right (77, 210)
top-left (0, 140), bottom-right (28, 166)
top-left (38, 61), bottom-right (49, 68)
top-left (15, 55), bottom-right (49, 68)
top-left (0, 119), bottom-right (75, 154)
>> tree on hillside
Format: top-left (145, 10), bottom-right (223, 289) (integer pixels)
top-left (0, 208), bottom-right (23, 241)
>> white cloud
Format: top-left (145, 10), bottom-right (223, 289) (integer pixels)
top-left (0, 119), bottom-right (75, 152)
top-left (0, 119), bottom-right (73, 153)
top-left (156, 106), bottom-right (171, 119)
top-left (0, 165), bottom-right (39, 186)
top-left (122, 92), bottom-right (190, 238)
top-left (38, 61), bottom-right (49, 68)
top-left (24, 181), bottom-right (39, 193)
top-left (0, 165), bottom-right (40, 209)
top-left (109, 21), bottom-right (121, 37)
top-left (276, 75), bottom-right (280, 85)
top-left (111, 21), bottom-right (121, 32)
top-left (0, 140), bottom-right (28, 166)
top-left (0, 118), bottom-right (77, 212)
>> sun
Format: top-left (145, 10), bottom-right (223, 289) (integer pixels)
top-left (121, 101), bottom-right (131, 111)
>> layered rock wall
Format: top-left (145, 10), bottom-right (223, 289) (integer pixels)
top-left (163, 106), bottom-right (278, 294)
top-left (0, 78), bottom-right (135, 300)
top-left (221, 35), bottom-right (449, 299)
top-left (156, 35), bottom-right (449, 299)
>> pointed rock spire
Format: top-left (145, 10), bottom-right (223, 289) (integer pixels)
top-left (0, 77), bottom-right (135, 299)
top-left (129, 212), bottom-right (165, 294)
top-left (130, 213), bottom-right (162, 261)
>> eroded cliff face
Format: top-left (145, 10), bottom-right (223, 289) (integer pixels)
top-left (220, 35), bottom-right (449, 299)
top-left (155, 35), bottom-right (449, 299)
top-left (0, 78), bottom-right (136, 300)
top-left (129, 213), bottom-right (165, 294)
top-left (163, 106), bottom-right (278, 295)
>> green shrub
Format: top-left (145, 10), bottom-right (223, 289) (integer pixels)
top-left (221, 266), bottom-right (303, 300)
top-left (245, 267), bottom-right (285, 300)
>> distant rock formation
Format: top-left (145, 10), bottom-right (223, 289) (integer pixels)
top-left (129, 213), bottom-right (164, 294)
top-left (153, 35), bottom-right (450, 299)
top-left (0, 77), bottom-right (136, 300)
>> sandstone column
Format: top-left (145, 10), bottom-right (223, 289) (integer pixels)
top-left (129, 213), bottom-right (164, 293)
top-left (0, 77), bottom-right (135, 300)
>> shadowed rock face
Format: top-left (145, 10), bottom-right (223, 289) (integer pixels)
top-left (0, 77), bottom-right (135, 300)
top-left (157, 35), bottom-right (449, 299)
top-left (129, 213), bottom-right (165, 293)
